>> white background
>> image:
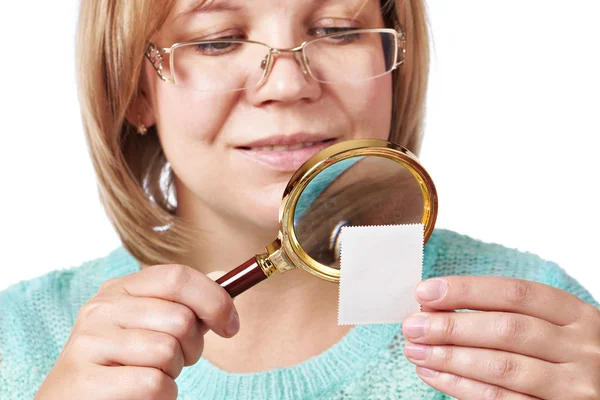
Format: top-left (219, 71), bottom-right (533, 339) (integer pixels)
top-left (1, 1), bottom-right (598, 299)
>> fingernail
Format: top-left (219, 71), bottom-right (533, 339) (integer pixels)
top-left (416, 279), bottom-right (447, 301)
top-left (404, 343), bottom-right (430, 360)
top-left (403, 315), bottom-right (429, 339)
top-left (417, 367), bottom-right (439, 378)
top-left (226, 308), bottom-right (240, 336)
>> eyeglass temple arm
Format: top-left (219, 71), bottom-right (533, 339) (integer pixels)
top-left (395, 31), bottom-right (407, 67)
top-left (145, 44), bottom-right (174, 83)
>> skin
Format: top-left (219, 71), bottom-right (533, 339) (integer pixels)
top-left (34, 0), bottom-right (600, 398)
top-left (405, 277), bottom-right (600, 399)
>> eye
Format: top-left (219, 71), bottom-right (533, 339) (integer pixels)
top-left (192, 35), bottom-right (245, 55)
top-left (310, 27), bottom-right (355, 37)
top-left (309, 27), bottom-right (361, 44)
top-left (194, 41), bottom-right (238, 54)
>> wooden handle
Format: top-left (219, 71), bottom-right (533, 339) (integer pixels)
top-left (215, 257), bottom-right (269, 298)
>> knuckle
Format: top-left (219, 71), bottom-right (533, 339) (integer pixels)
top-left (482, 385), bottom-right (508, 400)
top-left (98, 277), bottom-right (119, 292)
top-left (580, 386), bottom-right (600, 400)
top-left (211, 288), bottom-right (234, 319)
top-left (155, 334), bottom-right (181, 362)
top-left (69, 334), bottom-right (97, 358)
top-left (77, 299), bottom-right (110, 322)
top-left (488, 355), bottom-right (519, 380)
top-left (140, 369), bottom-right (173, 398)
top-left (163, 264), bottom-right (193, 293)
top-left (70, 334), bottom-right (91, 352)
top-left (438, 346), bottom-right (455, 364)
top-left (446, 372), bottom-right (465, 390)
top-left (171, 307), bottom-right (198, 337)
top-left (582, 303), bottom-right (600, 323)
top-left (505, 279), bottom-right (534, 307)
top-left (457, 279), bottom-right (472, 298)
top-left (440, 314), bottom-right (459, 340)
top-left (579, 370), bottom-right (600, 399)
top-left (493, 315), bottom-right (526, 343)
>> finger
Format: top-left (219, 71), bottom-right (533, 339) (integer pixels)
top-left (413, 367), bottom-right (540, 400)
top-left (113, 296), bottom-right (207, 366)
top-left (81, 328), bottom-right (185, 380)
top-left (206, 270), bottom-right (227, 281)
top-left (404, 344), bottom-right (561, 399)
top-left (419, 305), bottom-right (454, 313)
top-left (402, 311), bottom-right (569, 363)
top-left (97, 365), bottom-right (178, 400)
top-left (103, 264), bottom-right (240, 338)
top-left (415, 276), bottom-right (585, 326)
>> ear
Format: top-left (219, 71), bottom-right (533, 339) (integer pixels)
top-left (126, 74), bottom-right (156, 131)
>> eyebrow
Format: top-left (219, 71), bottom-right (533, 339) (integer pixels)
top-left (175, 0), bottom-right (242, 21)
top-left (175, 0), bottom-right (372, 21)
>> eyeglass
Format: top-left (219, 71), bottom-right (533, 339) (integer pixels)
top-left (145, 28), bottom-right (406, 93)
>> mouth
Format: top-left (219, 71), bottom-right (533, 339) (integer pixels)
top-left (235, 134), bottom-right (339, 172)
top-left (237, 138), bottom-right (336, 151)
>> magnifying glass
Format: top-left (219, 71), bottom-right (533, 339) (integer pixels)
top-left (216, 138), bottom-right (438, 297)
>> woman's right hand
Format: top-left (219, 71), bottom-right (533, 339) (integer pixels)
top-left (34, 264), bottom-right (240, 400)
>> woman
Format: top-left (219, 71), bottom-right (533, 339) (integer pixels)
top-left (1, 0), bottom-right (598, 398)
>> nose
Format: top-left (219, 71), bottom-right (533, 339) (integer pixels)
top-left (246, 49), bottom-right (322, 107)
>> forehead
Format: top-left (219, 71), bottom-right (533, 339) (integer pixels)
top-left (171, 0), bottom-right (378, 21)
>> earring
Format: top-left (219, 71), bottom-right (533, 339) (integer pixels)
top-left (137, 114), bottom-right (147, 135)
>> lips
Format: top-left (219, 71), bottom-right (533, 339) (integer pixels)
top-left (237, 133), bottom-right (337, 149)
top-left (244, 141), bottom-right (327, 152)
top-left (235, 133), bottom-right (338, 172)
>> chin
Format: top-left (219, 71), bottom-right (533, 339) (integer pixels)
top-left (248, 197), bottom-right (285, 234)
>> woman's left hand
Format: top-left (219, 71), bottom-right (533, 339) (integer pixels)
top-left (402, 276), bottom-right (600, 399)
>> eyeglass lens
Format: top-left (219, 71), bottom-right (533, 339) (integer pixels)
top-left (170, 31), bottom-right (397, 92)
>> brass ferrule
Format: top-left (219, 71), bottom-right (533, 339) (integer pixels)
top-left (256, 253), bottom-right (277, 277)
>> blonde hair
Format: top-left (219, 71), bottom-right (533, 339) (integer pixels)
top-left (75, 0), bottom-right (430, 266)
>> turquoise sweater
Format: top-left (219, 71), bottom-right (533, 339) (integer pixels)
top-left (1, 229), bottom-right (597, 399)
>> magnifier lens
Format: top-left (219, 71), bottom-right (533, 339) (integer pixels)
top-left (216, 139), bottom-right (436, 298)
top-left (292, 155), bottom-right (425, 269)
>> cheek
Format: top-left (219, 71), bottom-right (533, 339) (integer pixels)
top-left (150, 82), bottom-right (243, 183)
top-left (153, 86), bottom-right (239, 146)
top-left (150, 83), bottom-right (244, 203)
top-left (334, 75), bottom-right (393, 139)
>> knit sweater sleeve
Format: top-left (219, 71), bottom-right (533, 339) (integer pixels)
top-left (0, 264), bottom-right (98, 399)
top-left (0, 276), bottom-right (68, 398)
top-left (426, 229), bottom-right (599, 309)
top-left (539, 260), bottom-right (599, 308)
top-left (1, 287), bottom-right (39, 398)
top-left (0, 250), bottom-right (141, 399)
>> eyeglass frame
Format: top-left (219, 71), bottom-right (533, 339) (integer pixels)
top-left (144, 27), bottom-right (407, 92)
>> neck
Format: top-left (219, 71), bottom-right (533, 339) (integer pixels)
top-left (177, 196), bottom-right (278, 276)
top-left (207, 268), bottom-right (350, 373)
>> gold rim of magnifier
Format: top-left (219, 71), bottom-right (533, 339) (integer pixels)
top-left (269, 138), bottom-right (438, 283)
